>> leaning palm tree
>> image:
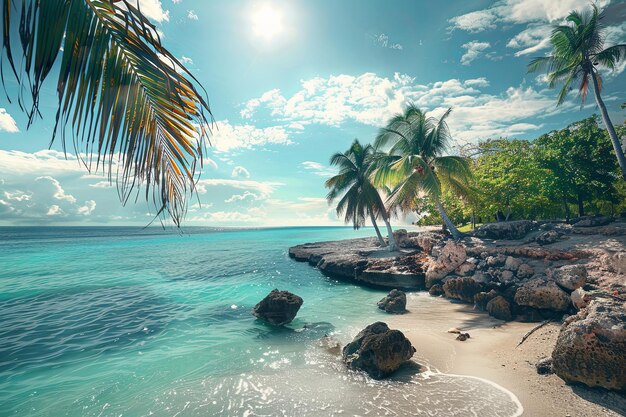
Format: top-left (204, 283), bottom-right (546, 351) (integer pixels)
top-left (1, 0), bottom-right (212, 226)
top-left (325, 139), bottom-right (397, 251)
top-left (373, 105), bottom-right (472, 239)
top-left (528, 4), bottom-right (626, 180)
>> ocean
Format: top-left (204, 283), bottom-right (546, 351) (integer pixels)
top-left (0, 227), bottom-right (522, 416)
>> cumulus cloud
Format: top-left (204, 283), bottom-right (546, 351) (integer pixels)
top-left (135, 0), bottom-right (170, 23)
top-left (187, 10), bottom-right (198, 20)
top-left (231, 166), bottom-right (251, 178)
top-left (211, 120), bottom-right (292, 152)
top-left (460, 41), bottom-right (491, 65)
top-left (224, 191), bottom-right (260, 203)
top-left (0, 108), bottom-right (19, 133)
top-left (195, 178), bottom-right (282, 200)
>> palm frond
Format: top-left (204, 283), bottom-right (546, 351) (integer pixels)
top-left (1, 0), bottom-right (212, 226)
top-left (594, 44), bottom-right (626, 69)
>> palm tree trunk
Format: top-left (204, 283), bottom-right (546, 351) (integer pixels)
top-left (437, 201), bottom-right (463, 239)
top-left (369, 212), bottom-right (387, 247)
top-left (381, 212), bottom-right (397, 251)
top-left (592, 71), bottom-right (626, 180)
top-left (577, 192), bottom-right (585, 217)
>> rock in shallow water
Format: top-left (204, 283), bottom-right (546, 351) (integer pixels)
top-left (377, 289), bottom-right (407, 314)
top-left (251, 289), bottom-right (303, 325)
top-left (342, 322), bottom-right (415, 379)
top-left (552, 300), bottom-right (626, 391)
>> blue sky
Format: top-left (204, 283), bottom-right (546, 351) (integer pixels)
top-left (1, 0), bottom-right (625, 226)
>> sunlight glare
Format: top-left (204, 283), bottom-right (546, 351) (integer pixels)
top-left (251, 4), bottom-right (284, 41)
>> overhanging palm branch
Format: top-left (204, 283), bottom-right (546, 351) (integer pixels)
top-left (1, 0), bottom-right (212, 226)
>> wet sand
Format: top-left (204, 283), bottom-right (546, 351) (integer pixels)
top-left (389, 292), bottom-right (626, 417)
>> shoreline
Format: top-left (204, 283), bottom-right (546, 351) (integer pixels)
top-left (388, 293), bottom-right (626, 417)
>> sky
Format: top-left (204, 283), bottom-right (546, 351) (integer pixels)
top-left (1, 0), bottom-right (625, 227)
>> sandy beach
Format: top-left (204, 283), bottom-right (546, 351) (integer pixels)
top-left (389, 293), bottom-right (626, 417)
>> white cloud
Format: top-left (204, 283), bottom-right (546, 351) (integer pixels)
top-left (460, 41), bottom-right (491, 65)
top-left (46, 205), bottom-right (63, 216)
top-left (77, 200), bottom-right (97, 215)
top-left (449, 9), bottom-right (498, 33)
top-left (180, 55), bottom-right (193, 65)
top-left (0, 108), bottom-right (19, 133)
top-left (195, 178), bottom-right (282, 200)
top-left (172, 0), bottom-right (182, 3)
top-left (135, 0), bottom-right (170, 23)
top-left (89, 181), bottom-right (113, 189)
top-left (187, 10), bottom-right (198, 20)
top-left (231, 166), bottom-right (250, 178)
top-left (372, 33), bottom-right (403, 50)
top-left (224, 191), bottom-right (260, 203)
top-left (36, 176), bottom-right (76, 203)
top-left (212, 120), bottom-right (292, 152)
top-left (301, 161), bottom-right (337, 177)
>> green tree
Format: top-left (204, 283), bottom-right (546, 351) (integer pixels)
top-left (528, 4), bottom-right (626, 180)
top-left (1, 0), bottom-right (212, 225)
top-left (534, 116), bottom-right (619, 217)
top-left (325, 140), bottom-right (397, 250)
top-left (373, 105), bottom-right (472, 239)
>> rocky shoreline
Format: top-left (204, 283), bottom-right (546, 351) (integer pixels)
top-left (289, 219), bottom-right (626, 392)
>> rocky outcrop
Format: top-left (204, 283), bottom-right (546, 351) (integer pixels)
top-left (377, 289), bottom-right (407, 314)
top-left (443, 277), bottom-right (483, 303)
top-left (342, 322), bottom-right (416, 379)
top-left (425, 241), bottom-right (466, 287)
top-left (548, 264), bottom-right (587, 291)
top-left (252, 289), bottom-right (304, 325)
top-left (474, 220), bottom-right (537, 240)
top-left (288, 238), bottom-right (426, 290)
top-left (552, 300), bottom-right (626, 391)
top-left (514, 278), bottom-right (571, 311)
top-left (486, 296), bottom-right (512, 321)
top-left (428, 284), bottom-right (444, 296)
top-left (474, 289), bottom-right (498, 310)
top-left (536, 231), bottom-right (561, 246)
top-left (572, 216), bottom-right (613, 228)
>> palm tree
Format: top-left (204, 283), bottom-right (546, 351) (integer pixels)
top-left (1, 0), bottom-right (212, 226)
top-left (373, 105), bottom-right (472, 240)
top-left (325, 139), bottom-right (397, 251)
top-left (528, 4), bottom-right (626, 180)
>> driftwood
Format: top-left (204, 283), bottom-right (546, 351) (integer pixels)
top-left (516, 319), bottom-right (552, 348)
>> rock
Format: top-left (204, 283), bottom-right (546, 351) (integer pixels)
top-left (429, 284), bottom-right (444, 297)
top-left (598, 251), bottom-right (626, 275)
top-left (536, 357), bottom-right (554, 375)
top-left (548, 264), bottom-right (587, 291)
top-left (552, 300), bottom-right (626, 390)
top-left (377, 289), bottom-right (407, 314)
top-left (572, 216), bottom-right (612, 228)
top-left (443, 277), bottom-right (483, 303)
top-left (456, 333), bottom-right (471, 341)
top-left (514, 278), bottom-right (571, 311)
top-left (516, 263), bottom-right (535, 279)
top-left (486, 254), bottom-right (506, 267)
top-left (504, 256), bottom-right (523, 272)
top-left (536, 231), bottom-right (561, 246)
top-left (474, 289), bottom-right (498, 310)
top-left (486, 296), bottom-right (513, 321)
top-left (447, 327), bottom-right (462, 334)
top-left (342, 322), bottom-right (416, 379)
top-left (252, 289), bottom-right (304, 325)
top-left (393, 229), bottom-right (412, 248)
top-left (474, 220), bottom-right (537, 240)
top-left (570, 287), bottom-right (594, 310)
top-left (416, 232), bottom-right (441, 254)
top-left (425, 240), bottom-right (467, 287)
top-left (500, 270), bottom-right (515, 284)
top-left (454, 262), bottom-right (477, 277)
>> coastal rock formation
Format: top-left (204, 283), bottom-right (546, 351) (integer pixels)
top-left (425, 240), bottom-right (466, 287)
top-left (572, 216), bottom-right (612, 228)
top-left (536, 357), bottom-right (554, 375)
top-left (377, 289), bottom-right (407, 314)
top-left (416, 232), bottom-right (440, 254)
top-left (474, 220), bottom-right (536, 240)
top-left (342, 322), bottom-right (416, 379)
top-left (548, 264), bottom-right (587, 291)
top-left (486, 296), bottom-right (512, 321)
top-left (252, 289), bottom-right (303, 325)
top-left (552, 300), bottom-right (626, 391)
top-left (443, 277), bottom-right (483, 303)
top-left (514, 278), bottom-right (571, 311)
top-left (570, 287), bottom-right (598, 310)
top-left (474, 289), bottom-right (498, 310)
top-left (428, 284), bottom-right (444, 296)
top-left (536, 231), bottom-right (561, 246)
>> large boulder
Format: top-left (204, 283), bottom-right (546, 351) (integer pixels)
top-left (514, 278), bottom-right (571, 311)
top-left (443, 277), bottom-right (483, 303)
top-left (342, 322), bottom-right (416, 379)
top-left (474, 289), bottom-right (498, 310)
top-left (572, 216), bottom-right (612, 228)
top-left (548, 264), bottom-right (587, 291)
top-left (486, 296), bottom-right (513, 321)
top-left (474, 220), bottom-right (536, 240)
top-left (416, 232), bottom-right (441, 254)
top-left (428, 284), bottom-right (444, 296)
top-left (425, 241), bottom-right (467, 287)
top-left (377, 289), bottom-right (407, 314)
top-left (535, 231), bottom-right (561, 246)
top-left (252, 289), bottom-right (304, 325)
top-left (552, 300), bottom-right (626, 391)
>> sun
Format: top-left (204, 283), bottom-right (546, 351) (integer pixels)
top-left (251, 4), bottom-right (284, 41)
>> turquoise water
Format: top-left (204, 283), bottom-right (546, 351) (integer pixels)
top-left (0, 227), bottom-right (522, 416)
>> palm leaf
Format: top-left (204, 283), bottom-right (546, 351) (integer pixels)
top-left (1, 0), bottom-right (212, 226)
